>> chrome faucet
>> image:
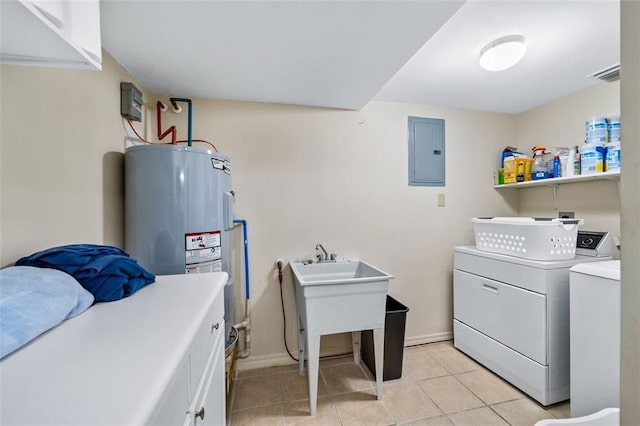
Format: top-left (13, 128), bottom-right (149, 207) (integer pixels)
top-left (315, 243), bottom-right (328, 262)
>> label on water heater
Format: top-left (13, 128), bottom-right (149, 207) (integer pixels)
top-left (185, 231), bottom-right (222, 272)
top-left (212, 159), bottom-right (224, 170)
top-left (186, 259), bottom-right (222, 274)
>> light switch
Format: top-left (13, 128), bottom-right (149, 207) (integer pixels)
top-left (437, 193), bottom-right (446, 207)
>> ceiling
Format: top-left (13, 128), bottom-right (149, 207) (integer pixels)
top-left (101, 1), bottom-right (620, 115)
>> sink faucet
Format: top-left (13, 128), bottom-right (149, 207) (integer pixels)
top-left (315, 243), bottom-right (328, 262)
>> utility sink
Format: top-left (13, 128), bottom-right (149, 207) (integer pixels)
top-left (289, 258), bottom-right (394, 337)
top-left (289, 259), bottom-right (393, 286)
top-left (290, 258), bottom-right (394, 415)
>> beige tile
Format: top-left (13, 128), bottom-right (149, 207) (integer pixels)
top-left (405, 344), bottom-right (428, 354)
top-left (320, 362), bottom-right (373, 395)
top-left (233, 376), bottom-right (283, 411)
top-left (429, 349), bottom-right (481, 374)
top-left (230, 403), bottom-right (285, 426)
top-left (403, 350), bottom-right (450, 381)
top-left (410, 415), bottom-right (453, 425)
top-left (546, 401), bottom-right (571, 419)
top-left (382, 381), bottom-right (442, 423)
top-left (417, 376), bottom-right (485, 414)
top-left (421, 340), bottom-right (455, 353)
top-left (237, 363), bottom-right (299, 378)
top-left (455, 370), bottom-right (523, 405)
top-left (359, 361), bottom-right (375, 381)
top-left (281, 371), bottom-right (329, 402)
top-left (283, 396), bottom-right (341, 425)
top-left (319, 354), bottom-right (354, 367)
top-left (491, 398), bottom-right (556, 426)
top-left (333, 389), bottom-right (395, 425)
top-left (447, 406), bottom-right (509, 425)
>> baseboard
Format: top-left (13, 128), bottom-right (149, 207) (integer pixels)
top-left (235, 331), bottom-right (453, 372)
top-left (404, 331), bottom-right (453, 347)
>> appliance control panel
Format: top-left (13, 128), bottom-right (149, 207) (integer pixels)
top-left (576, 231), bottom-right (611, 257)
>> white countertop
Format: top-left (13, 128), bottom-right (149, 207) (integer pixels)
top-left (0, 272), bottom-right (227, 425)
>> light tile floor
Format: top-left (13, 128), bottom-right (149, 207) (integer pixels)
top-left (228, 340), bottom-right (571, 425)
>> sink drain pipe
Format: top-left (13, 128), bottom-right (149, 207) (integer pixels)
top-left (233, 219), bottom-right (251, 359)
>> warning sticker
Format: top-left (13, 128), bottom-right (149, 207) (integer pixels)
top-left (212, 158), bottom-right (224, 170)
top-left (186, 259), bottom-right (222, 274)
top-left (185, 231), bottom-right (222, 268)
top-left (185, 231), bottom-right (220, 250)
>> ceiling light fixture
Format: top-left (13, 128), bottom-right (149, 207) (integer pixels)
top-left (479, 35), bottom-right (526, 72)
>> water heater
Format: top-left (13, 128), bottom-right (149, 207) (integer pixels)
top-left (125, 145), bottom-right (235, 340)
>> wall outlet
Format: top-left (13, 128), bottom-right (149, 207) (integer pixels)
top-left (437, 193), bottom-right (446, 207)
top-left (559, 211), bottom-right (575, 219)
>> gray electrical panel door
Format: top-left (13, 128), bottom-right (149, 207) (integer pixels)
top-left (408, 116), bottom-right (445, 186)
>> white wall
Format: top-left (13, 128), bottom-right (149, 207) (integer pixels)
top-left (515, 81), bottom-right (621, 251)
top-left (156, 98), bottom-right (518, 366)
top-left (0, 52), bottom-right (149, 267)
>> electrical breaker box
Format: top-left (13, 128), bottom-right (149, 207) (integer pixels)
top-left (121, 82), bottom-right (143, 122)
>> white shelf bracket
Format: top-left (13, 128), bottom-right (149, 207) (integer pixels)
top-left (553, 184), bottom-right (559, 210)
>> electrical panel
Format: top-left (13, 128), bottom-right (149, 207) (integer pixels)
top-left (120, 82), bottom-right (143, 122)
top-left (408, 116), bottom-right (446, 186)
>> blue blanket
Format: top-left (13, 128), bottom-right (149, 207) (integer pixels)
top-left (16, 244), bottom-right (156, 302)
top-left (0, 266), bottom-right (94, 359)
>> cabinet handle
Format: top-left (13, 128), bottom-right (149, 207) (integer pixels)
top-left (211, 322), bottom-right (219, 333)
top-left (481, 281), bottom-right (499, 294)
top-left (195, 407), bottom-right (205, 420)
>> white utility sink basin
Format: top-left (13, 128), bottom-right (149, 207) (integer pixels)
top-left (289, 259), bottom-right (393, 286)
top-left (289, 258), bottom-right (394, 416)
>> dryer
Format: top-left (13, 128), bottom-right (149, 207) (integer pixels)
top-left (569, 260), bottom-right (621, 417)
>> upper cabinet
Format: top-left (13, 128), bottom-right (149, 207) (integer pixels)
top-left (0, 0), bottom-right (102, 71)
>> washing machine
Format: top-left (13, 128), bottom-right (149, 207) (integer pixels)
top-left (569, 260), bottom-right (621, 417)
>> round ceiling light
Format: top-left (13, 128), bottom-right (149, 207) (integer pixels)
top-left (479, 35), bottom-right (526, 72)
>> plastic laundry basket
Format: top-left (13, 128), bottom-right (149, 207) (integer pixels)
top-left (472, 217), bottom-right (583, 261)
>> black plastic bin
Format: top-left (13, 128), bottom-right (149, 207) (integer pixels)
top-left (361, 295), bottom-right (409, 381)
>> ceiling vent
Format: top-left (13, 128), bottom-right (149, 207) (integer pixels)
top-left (588, 64), bottom-right (620, 81)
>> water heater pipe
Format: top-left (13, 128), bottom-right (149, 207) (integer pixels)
top-left (169, 98), bottom-right (193, 147)
top-left (233, 218), bottom-right (251, 358)
top-left (156, 101), bottom-right (177, 144)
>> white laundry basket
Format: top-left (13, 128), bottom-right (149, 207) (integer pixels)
top-left (472, 217), bottom-right (583, 261)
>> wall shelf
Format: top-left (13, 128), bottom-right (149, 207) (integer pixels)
top-left (494, 170), bottom-right (620, 209)
top-left (493, 170), bottom-right (620, 190)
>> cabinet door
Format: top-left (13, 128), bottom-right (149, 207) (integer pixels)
top-left (30, 0), bottom-right (64, 28)
top-left (151, 356), bottom-right (190, 425)
top-left (193, 334), bottom-right (226, 426)
top-left (190, 289), bottom-right (225, 398)
top-left (0, 0), bottom-right (101, 70)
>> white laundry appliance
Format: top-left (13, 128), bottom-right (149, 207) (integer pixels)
top-left (453, 246), bottom-right (611, 405)
top-left (569, 260), bottom-right (621, 417)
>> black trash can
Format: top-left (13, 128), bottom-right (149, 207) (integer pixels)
top-left (361, 295), bottom-right (409, 381)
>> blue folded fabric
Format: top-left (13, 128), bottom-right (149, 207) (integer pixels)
top-left (16, 244), bottom-right (155, 302)
top-left (0, 266), bottom-right (94, 359)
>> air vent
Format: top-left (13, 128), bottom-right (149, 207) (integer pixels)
top-left (587, 64), bottom-right (620, 81)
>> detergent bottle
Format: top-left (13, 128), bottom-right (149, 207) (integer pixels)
top-left (532, 146), bottom-right (548, 180)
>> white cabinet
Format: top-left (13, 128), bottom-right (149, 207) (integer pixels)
top-left (0, 272), bottom-right (227, 425)
top-left (0, 0), bottom-right (102, 70)
top-left (151, 281), bottom-right (226, 426)
top-left (453, 246), bottom-right (610, 405)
